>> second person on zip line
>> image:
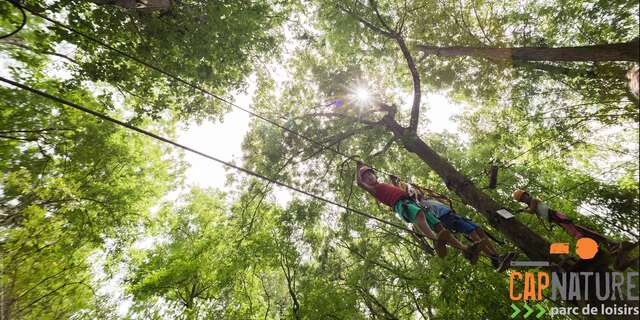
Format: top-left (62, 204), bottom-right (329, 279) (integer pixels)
top-left (355, 162), bottom-right (483, 264)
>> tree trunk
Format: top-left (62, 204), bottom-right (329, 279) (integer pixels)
top-left (378, 111), bottom-right (640, 315)
top-left (416, 38), bottom-right (639, 62)
top-left (89, 0), bottom-right (171, 13)
top-left (512, 60), bottom-right (628, 81)
top-left (379, 113), bottom-right (554, 262)
top-left (90, 0), bottom-right (136, 8)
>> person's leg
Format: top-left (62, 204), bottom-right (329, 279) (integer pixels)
top-left (434, 213), bottom-right (476, 253)
top-left (469, 229), bottom-right (498, 257)
top-left (404, 201), bottom-right (481, 262)
top-left (413, 211), bottom-right (438, 240)
top-left (436, 213), bottom-right (486, 264)
top-left (396, 200), bottom-right (439, 241)
top-left (435, 223), bottom-right (468, 252)
top-left (462, 220), bottom-right (515, 271)
top-left (413, 210), bottom-right (448, 257)
top-left (418, 211), bottom-right (468, 253)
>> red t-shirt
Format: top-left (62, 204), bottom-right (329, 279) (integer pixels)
top-left (371, 183), bottom-right (407, 207)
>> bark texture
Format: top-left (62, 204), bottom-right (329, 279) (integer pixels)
top-left (416, 39), bottom-right (639, 62)
top-left (90, 0), bottom-right (171, 13)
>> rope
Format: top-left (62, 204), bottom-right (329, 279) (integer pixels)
top-left (9, 2), bottom-right (500, 211)
top-left (10, 2), bottom-right (409, 180)
top-left (2, 2), bottom-right (494, 250)
top-left (512, 164), bottom-right (639, 239)
top-left (0, 76), bottom-right (420, 236)
top-left (4, 2), bottom-right (529, 244)
top-left (0, 0), bottom-right (26, 40)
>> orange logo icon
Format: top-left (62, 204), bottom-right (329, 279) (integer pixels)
top-left (549, 238), bottom-right (598, 260)
top-left (575, 237), bottom-right (598, 260)
top-left (549, 243), bottom-right (569, 255)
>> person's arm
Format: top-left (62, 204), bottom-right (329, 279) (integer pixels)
top-left (355, 162), bottom-right (375, 193)
top-left (355, 161), bottom-right (363, 186)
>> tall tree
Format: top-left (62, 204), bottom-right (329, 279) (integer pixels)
top-left (1, 0), bottom-right (638, 318)
top-left (11, 0), bottom-right (288, 120)
top-left (127, 188), bottom-right (232, 319)
top-left (0, 77), bottom-right (176, 319)
top-left (89, 0), bottom-right (172, 13)
top-left (242, 0), bottom-right (638, 308)
top-left (0, 24), bottom-right (178, 317)
top-left (415, 38), bottom-right (639, 62)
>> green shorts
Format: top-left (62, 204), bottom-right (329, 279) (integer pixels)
top-left (393, 199), bottom-right (440, 228)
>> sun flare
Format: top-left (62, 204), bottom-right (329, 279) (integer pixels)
top-left (354, 87), bottom-right (371, 103)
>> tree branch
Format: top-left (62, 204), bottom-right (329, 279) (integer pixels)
top-left (370, 137), bottom-right (396, 158)
top-left (17, 280), bottom-right (91, 314)
top-left (0, 128), bottom-right (73, 134)
top-left (367, 0), bottom-right (422, 132)
top-left (415, 39), bottom-right (640, 62)
top-left (395, 35), bottom-right (423, 134)
top-left (319, 126), bottom-right (376, 150)
top-left (456, 0), bottom-right (485, 45)
top-left (256, 272), bottom-right (272, 320)
top-left (334, 1), bottom-right (423, 132)
top-left (394, 0), bottom-right (410, 33)
top-left (1, 38), bottom-right (80, 65)
top-left (357, 286), bottom-right (400, 320)
top-left (338, 240), bottom-right (416, 281)
top-left (280, 256), bottom-right (300, 319)
top-left (336, 2), bottom-right (393, 37)
top-left (406, 286), bottom-right (428, 320)
top-left (15, 265), bottom-right (80, 300)
top-left (369, 0), bottom-right (395, 34)
top-left (0, 134), bottom-right (37, 142)
top-left (471, 0), bottom-right (493, 45)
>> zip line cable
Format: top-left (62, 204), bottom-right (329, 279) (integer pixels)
top-left (0, 0), bottom-right (26, 40)
top-left (8, 1), bottom-right (629, 236)
top-left (11, 1), bottom-right (589, 194)
top-left (2, 1), bottom-right (469, 242)
top-left (0, 75), bottom-right (421, 236)
top-left (506, 162), bottom-right (638, 238)
top-left (10, 1), bottom-right (412, 181)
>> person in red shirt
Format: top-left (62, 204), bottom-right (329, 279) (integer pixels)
top-left (356, 162), bottom-right (483, 264)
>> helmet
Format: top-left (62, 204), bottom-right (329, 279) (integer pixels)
top-left (512, 190), bottom-right (527, 201)
top-left (358, 166), bottom-right (374, 178)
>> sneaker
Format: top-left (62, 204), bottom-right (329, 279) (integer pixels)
top-left (608, 242), bottom-right (622, 254)
top-left (464, 239), bottom-right (487, 265)
top-left (614, 241), bottom-right (639, 271)
top-left (491, 255), bottom-right (500, 269)
top-left (434, 229), bottom-right (450, 258)
top-left (615, 256), bottom-right (639, 271)
top-left (495, 252), bottom-right (517, 272)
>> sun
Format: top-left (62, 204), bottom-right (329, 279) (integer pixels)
top-left (354, 87), bottom-right (371, 103)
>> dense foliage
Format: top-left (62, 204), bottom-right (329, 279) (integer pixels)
top-left (1, 0), bottom-right (637, 319)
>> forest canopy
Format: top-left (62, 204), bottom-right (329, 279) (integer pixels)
top-left (0, 0), bottom-right (638, 319)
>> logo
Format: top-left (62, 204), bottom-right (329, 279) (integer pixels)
top-left (575, 238), bottom-right (598, 260)
top-left (507, 238), bottom-right (639, 318)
